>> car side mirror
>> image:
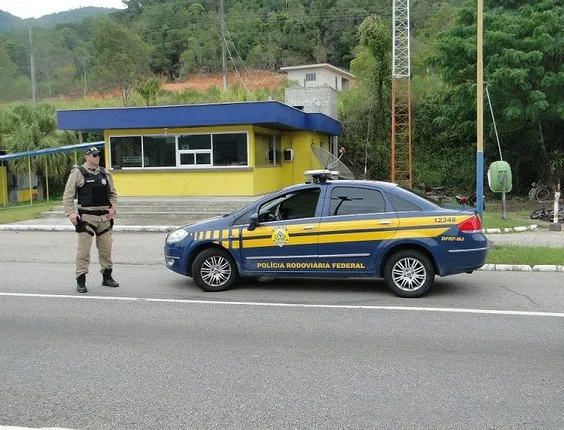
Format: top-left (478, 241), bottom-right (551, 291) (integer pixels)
top-left (248, 213), bottom-right (259, 231)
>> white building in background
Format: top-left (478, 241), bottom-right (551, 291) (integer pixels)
top-left (280, 63), bottom-right (355, 91)
top-left (281, 63), bottom-right (355, 121)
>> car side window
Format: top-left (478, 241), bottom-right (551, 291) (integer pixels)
top-left (387, 193), bottom-right (422, 212)
top-left (233, 207), bottom-right (255, 226)
top-left (258, 188), bottom-right (321, 222)
top-left (329, 186), bottom-right (386, 216)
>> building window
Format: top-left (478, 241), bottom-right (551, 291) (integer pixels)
top-left (109, 132), bottom-right (248, 169)
top-left (255, 133), bottom-right (281, 166)
top-left (110, 136), bottom-right (142, 168)
top-left (212, 133), bottom-right (248, 166)
top-left (178, 134), bottom-right (212, 166)
top-left (110, 135), bottom-right (175, 168)
top-left (305, 73), bottom-right (316, 82)
top-left (143, 135), bottom-right (176, 167)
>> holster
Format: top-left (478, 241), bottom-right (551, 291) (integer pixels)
top-left (75, 220), bottom-right (95, 236)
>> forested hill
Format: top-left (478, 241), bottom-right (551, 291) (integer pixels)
top-left (0, 7), bottom-right (119, 32)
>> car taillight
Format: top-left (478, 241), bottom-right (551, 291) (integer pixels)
top-left (457, 215), bottom-right (482, 232)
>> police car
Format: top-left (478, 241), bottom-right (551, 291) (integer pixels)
top-left (164, 170), bottom-right (488, 298)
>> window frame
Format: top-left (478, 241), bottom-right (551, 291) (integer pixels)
top-left (177, 133), bottom-right (213, 167)
top-left (255, 132), bottom-right (281, 167)
top-left (108, 131), bottom-right (250, 170)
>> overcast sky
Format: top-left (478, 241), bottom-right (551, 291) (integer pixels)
top-left (0, 0), bottom-right (126, 19)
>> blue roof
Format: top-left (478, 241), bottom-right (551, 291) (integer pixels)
top-left (0, 141), bottom-right (104, 161)
top-left (57, 101), bottom-right (342, 136)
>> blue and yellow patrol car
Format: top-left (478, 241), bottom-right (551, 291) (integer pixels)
top-left (164, 171), bottom-right (489, 297)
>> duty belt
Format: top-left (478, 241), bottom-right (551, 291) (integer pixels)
top-left (78, 208), bottom-right (109, 216)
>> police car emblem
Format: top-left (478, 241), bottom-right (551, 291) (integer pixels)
top-left (271, 226), bottom-right (289, 247)
top-left (101, 179), bottom-right (107, 185)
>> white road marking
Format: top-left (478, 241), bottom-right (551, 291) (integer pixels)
top-left (0, 427), bottom-right (75, 430)
top-left (1, 292), bottom-right (563, 318)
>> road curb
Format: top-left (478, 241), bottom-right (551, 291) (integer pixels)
top-left (479, 264), bottom-right (563, 272)
top-left (483, 224), bottom-right (538, 234)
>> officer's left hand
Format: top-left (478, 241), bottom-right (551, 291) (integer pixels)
top-left (107, 207), bottom-right (117, 219)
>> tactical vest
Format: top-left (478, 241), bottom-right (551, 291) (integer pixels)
top-left (77, 166), bottom-right (111, 207)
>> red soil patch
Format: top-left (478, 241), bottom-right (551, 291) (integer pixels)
top-left (60, 70), bottom-right (286, 101)
top-left (162, 70), bottom-right (286, 92)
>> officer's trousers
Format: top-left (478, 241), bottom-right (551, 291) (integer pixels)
top-left (75, 213), bottom-right (113, 278)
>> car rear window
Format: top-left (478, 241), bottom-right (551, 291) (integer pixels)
top-left (329, 186), bottom-right (387, 216)
top-left (387, 193), bottom-right (422, 212)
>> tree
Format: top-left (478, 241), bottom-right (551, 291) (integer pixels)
top-left (1, 103), bottom-right (77, 196)
top-left (90, 17), bottom-right (152, 106)
top-left (431, 0), bottom-right (564, 191)
top-left (136, 1), bottom-right (194, 80)
top-left (339, 15), bottom-right (392, 180)
top-left (137, 77), bottom-right (161, 105)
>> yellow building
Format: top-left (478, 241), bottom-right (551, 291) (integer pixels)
top-left (57, 101), bottom-right (343, 197)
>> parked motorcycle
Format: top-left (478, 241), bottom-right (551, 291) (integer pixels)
top-left (455, 191), bottom-right (486, 210)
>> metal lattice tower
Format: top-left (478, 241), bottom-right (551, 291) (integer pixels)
top-left (391, 0), bottom-right (412, 188)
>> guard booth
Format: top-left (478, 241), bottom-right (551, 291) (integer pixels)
top-left (56, 101), bottom-right (343, 197)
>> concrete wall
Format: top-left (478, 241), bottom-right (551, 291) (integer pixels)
top-left (284, 87), bottom-right (338, 119)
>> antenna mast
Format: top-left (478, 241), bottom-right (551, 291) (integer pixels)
top-left (391, 0), bottom-right (412, 187)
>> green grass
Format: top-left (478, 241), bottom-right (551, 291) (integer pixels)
top-left (487, 245), bottom-right (564, 265)
top-left (0, 202), bottom-right (59, 224)
top-left (481, 210), bottom-right (535, 229)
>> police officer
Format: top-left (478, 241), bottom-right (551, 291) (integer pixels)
top-left (63, 147), bottom-right (119, 293)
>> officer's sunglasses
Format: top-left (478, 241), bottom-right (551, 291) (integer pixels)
top-left (90, 153), bottom-right (100, 158)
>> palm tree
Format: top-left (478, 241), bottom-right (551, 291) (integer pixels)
top-left (1, 103), bottom-right (77, 200)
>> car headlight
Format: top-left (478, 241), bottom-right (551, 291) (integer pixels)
top-left (166, 228), bottom-right (189, 244)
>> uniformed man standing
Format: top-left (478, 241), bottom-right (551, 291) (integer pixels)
top-left (63, 147), bottom-right (119, 293)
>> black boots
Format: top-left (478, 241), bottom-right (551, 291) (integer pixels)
top-left (102, 268), bottom-right (119, 288)
top-left (77, 274), bottom-right (87, 293)
top-left (76, 270), bottom-right (118, 292)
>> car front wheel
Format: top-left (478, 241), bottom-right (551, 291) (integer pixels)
top-left (192, 248), bottom-right (238, 292)
top-left (383, 250), bottom-right (435, 298)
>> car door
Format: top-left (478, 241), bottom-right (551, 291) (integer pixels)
top-left (239, 186), bottom-right (325, 273)
top-left (316, 185), bottom-right (399, 274)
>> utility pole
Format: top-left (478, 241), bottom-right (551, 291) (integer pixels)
top-left (476, 0), bottom-right (484, 220)
top-left (220, 0), bottom-right (228, 90)
top-left (28, 20), bottom-right (37, 104)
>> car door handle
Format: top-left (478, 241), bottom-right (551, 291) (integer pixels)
top-left (379, 220), bottom-right (393, 225)
top-left (303, 225), bottom-right (317, 231)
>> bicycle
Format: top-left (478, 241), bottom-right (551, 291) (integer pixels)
top-left (528, 182), bottom-right (550, 201)
top-left (455, 191), bottom-right (486, 211)
top-left (530, 204), bottom-right (564, 222)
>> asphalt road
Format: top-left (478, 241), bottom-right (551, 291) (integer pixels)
top-left (0, 231), bottom-right (563, 430)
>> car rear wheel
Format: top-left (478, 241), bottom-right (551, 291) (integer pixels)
top-left (383, 250), bottom-right (435, 298)
top-left (192, 248), bottom-right (238, 292)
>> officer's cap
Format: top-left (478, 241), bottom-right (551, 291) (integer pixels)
top-left (85, 147), bottom-right (100, 156)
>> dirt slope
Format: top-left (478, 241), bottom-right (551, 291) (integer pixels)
top-left (162, 70), bottom-right (286, 91)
